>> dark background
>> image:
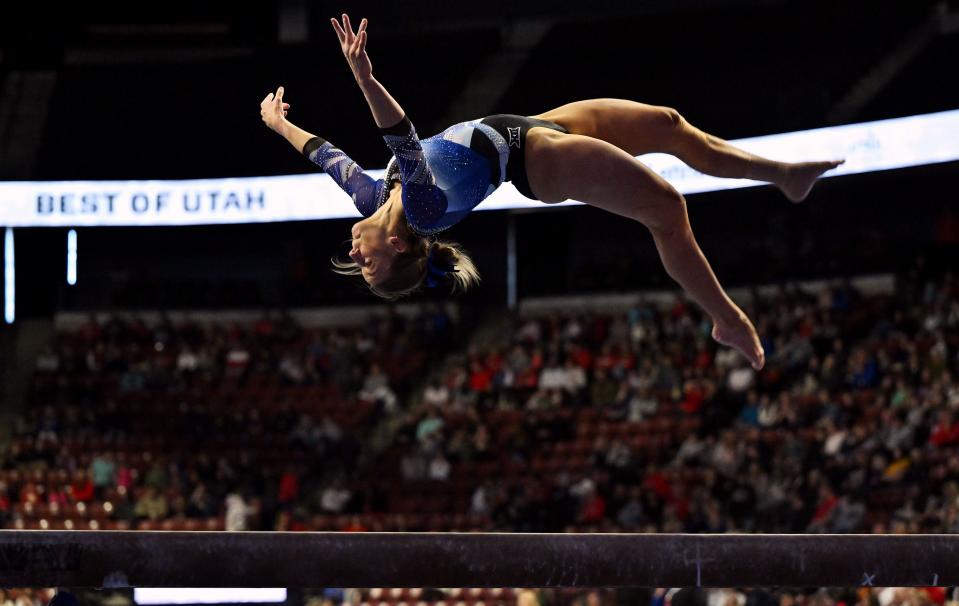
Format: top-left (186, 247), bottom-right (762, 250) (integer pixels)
top-left (2, 0), bottom-right (958, 315)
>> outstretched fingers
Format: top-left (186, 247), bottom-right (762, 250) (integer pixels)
top-left (330, 13), bottom-right (371, 79)
top-left (332, 14), bottom-right (365, 48)
top-left (355, 29), bottom-right (367, 54)
top-left (330, 17), bottom-right (346, 42)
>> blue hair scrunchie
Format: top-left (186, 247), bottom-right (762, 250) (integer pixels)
top-left (423, 244), bottom-right (457, 288)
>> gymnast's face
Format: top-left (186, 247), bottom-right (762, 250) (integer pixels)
top-left (349, 220), bottom-right (405, 285)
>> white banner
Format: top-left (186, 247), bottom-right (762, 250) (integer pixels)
top-left (133, 588), bottom-right (287, 605)
top-left (2, 109), bottom-right (958, 227)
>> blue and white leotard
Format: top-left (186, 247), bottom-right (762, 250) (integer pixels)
top-left (302, 116), bottom-right (510, 236)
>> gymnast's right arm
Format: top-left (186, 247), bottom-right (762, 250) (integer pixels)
top-left (259, 85), bottom-right (382, 216)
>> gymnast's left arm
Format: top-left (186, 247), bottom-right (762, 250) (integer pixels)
top-left (330, 14), bottom-right (404, 130)
top-left (331, 14), bottom-right (438, 207)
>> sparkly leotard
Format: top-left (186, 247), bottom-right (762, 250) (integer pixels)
top-left (303, 116), bottom-right (509, 236)
top-left (302, 114), bottom-right (568, 234)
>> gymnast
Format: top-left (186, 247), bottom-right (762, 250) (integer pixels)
top-left (259, 14), bottom-right (844, 370)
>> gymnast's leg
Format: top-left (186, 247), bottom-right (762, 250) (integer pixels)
top-left (525, 128), bottom-right (765, 369)
top-left (532, 99), bottom-right (843, 203)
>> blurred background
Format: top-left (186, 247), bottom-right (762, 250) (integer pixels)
top-left (1, 0), bottom-right (958, 605)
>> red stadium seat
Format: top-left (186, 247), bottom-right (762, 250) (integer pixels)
top-left (205, 517), bottom-right (225, 531)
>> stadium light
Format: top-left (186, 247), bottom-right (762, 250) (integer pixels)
top-left (4, 227), bottom-right (13, 324)
top-left (67, 229), bottom-right (77, 285)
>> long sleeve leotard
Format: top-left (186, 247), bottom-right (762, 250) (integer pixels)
top-left (302, 115), bottom-right (510, 235)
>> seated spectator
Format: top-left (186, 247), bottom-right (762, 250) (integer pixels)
top-left (319, 480), bottom-right (352, 514)
top-left (416, 408), bottom-right (444, 444)
top-left (0, 482), bottom-right (9, 526)
top-left (176, 345), bottom-right (199, 374)
top-left (69, 470), bottom-right (95, 503)
top-left (538, 355), bottom-right (568, 391)
top-left (135, 487), bottom-right (169, 521)
top-left (278, 468), bottom-right (300, 504)
top-left (225, 491), bottom-right (255, 531)
top-left (224, 340), bottom-right (251, 378)
top-left (428, 453), bottom-right (451, 481)
top-left (422, 380), bottom-right (450, 408)
top-left (930, 410), bottom-right (959, 447)
top-left (589, 368), bottom-right (618, 408)
top-left (187, 483), bottom-right (215, 518)
top-left (359, 362), bottom-right (399, 412)
top-left (89, 452), bottom-right (116, 500)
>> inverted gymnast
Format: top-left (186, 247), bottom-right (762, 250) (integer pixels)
top-left (259, 14), bottom-right (845, 370)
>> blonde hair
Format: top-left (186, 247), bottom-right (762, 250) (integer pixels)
top-left (332, 220), bottom-right (480, 300)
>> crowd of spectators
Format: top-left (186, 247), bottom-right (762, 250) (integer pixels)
top-left (296, 587), bottom-right (959, 606)
top-left (0, 305), bottom-right (458, 532)
top-left (384, 267), bottom-right (958, 537)
top-left (1, 260), bottom-right (958, 605)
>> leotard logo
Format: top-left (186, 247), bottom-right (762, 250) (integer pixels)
top-left (507, 127), bottom-right (522, 149)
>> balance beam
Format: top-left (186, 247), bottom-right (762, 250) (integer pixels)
top-left (1, 531), bottom-right (957, 588)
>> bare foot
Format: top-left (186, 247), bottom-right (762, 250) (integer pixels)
top-left (778, 159), bottom-right (845, 203)
top-left (712, 314), bottom-right (765, 370)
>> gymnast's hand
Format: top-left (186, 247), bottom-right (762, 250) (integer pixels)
top-left (331, 14), bottom-right (371, 83)
top-left (259, 86), bottom-right (291, 134)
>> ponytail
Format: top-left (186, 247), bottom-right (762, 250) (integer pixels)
top-left (425, 240), bottom-right (480, 295)
top-left (331, 229), bottom-right (480, 300)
